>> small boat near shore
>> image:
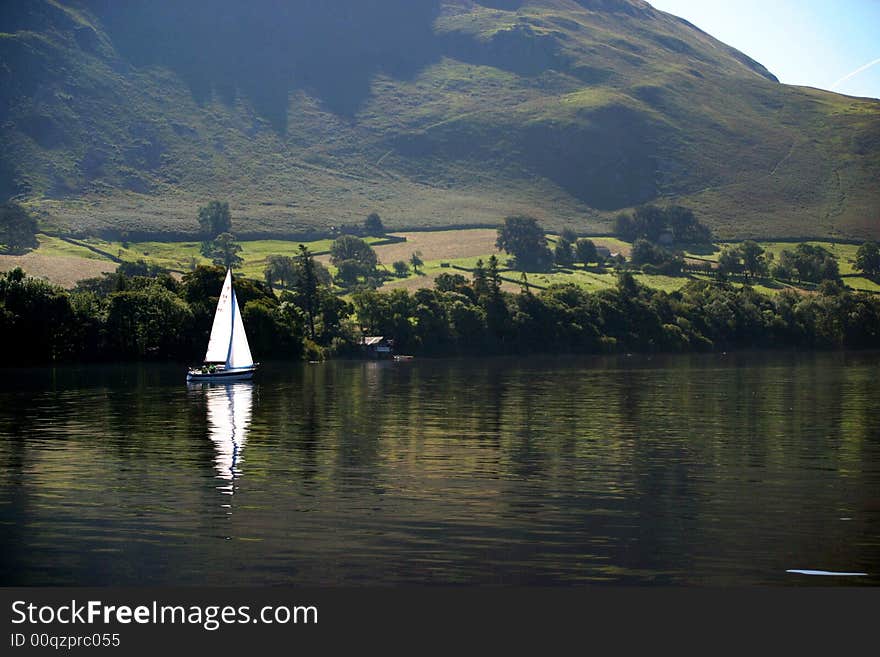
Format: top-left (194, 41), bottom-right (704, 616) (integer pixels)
top-left (187, 269), bottom-right (258, 382)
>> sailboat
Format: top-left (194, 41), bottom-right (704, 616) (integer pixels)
top-left (186, 268), bottom-right (258, 382)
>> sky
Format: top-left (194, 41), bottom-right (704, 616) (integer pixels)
top-left (647, 0), bottom-right (880, 99)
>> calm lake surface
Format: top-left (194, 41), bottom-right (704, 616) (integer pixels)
top-left (1, 352), bottom-right (878, 586)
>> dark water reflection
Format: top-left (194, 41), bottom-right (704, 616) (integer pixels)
top-left (1, 352), bottom-right (878, 586)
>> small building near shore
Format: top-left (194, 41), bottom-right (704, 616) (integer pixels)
top-left (362, 336), bottom-right (394, 359)
top-left (596, 245), bottom-right (612, 259)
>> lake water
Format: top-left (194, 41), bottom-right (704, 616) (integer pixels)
top-left (1, 352), bottom-right (878, 586)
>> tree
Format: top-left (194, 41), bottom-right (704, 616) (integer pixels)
top-left (264, 255), bottom-right (296, 289)
top-left (200, 232), bottom-right (243, 269)
top-left (631, 205), bottom-right (668, 242)
top-left (105, 284), bottom-right (193, 358)
top-left (613, 213), bottom-right (637, 242)
top-left (855, 241), bottom-right (880, 279)
top-left (739, 241), bottom-right (768, 281)
top-left (197, 200), bottom-right (232, 238)
top-left (435, 272), bottom-right (470, 296)
top-left (496, 215), bottom-right (552, 270)
top-left (717, 246), bottom-right (744, 278)
top-left (575, 238), bottom-right (598, 266)
top-left (666, 205), bottom-right (712, 243)
top-left (393, 260), bottom-right (410, 277)
top-left (560, 227), bottom-right (578, 244)
top-left (776, 244), bottom-right (840, 283)
top-left (330, 235), bottom-right (378, 287)
top-left (630, 239), bottom-right (684, 275)
top-left (472, 259), bottom-right (489, 298)
top-left (0, 202), bottom-right (38, 255)
top-left (117, 259), bottom-right (165, 278)
top-left (614, 205), bottom-right (712, 245)
top-left (554, 237), bottom-right (574, 267)
top-left (364, 212), bottom-right (385, 236)
top-left (631, 239), bottom-right (658, 267)
top-left (410, 251), bottom-right (424, 275)
top-left (293, 244), bottom-right (321, 339)
top-left (330, 235), bottom-right (378, 269)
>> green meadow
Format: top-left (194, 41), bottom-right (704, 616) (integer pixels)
top-left (7, 229), bottom-right (877, 296)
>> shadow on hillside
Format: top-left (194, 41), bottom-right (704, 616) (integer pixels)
top-left (86, 0), bottom-right (444, 129)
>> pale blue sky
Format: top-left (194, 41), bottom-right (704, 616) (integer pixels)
top-left (648, 0), bottom-right (880, 99)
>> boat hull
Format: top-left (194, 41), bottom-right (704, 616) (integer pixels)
top-left (186, 366), bottom-right (256, 382)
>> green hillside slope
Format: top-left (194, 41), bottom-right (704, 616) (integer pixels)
top-left (1, 0), bottom-right (878, 239)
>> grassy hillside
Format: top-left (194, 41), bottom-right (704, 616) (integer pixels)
top-left (1, 0), bottom-right (878, 239)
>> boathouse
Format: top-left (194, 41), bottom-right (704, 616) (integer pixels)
top-left (362, 336), bottom-right (394, 359)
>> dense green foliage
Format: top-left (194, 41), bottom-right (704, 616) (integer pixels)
top-left (717, 241), bottom-right (770, 281)
top-left (0, 203), bottom-right (38, 255)
top-left (772, 244), bottom-right (840, 283)
top-left (615, 205), bottom-right (713, 245)
top-left (630, 239), bottom-right (684, 275)
top-left (197, 201), bottom-right (232, 238)
top-left (575, 238), bottom-right (599, 266)
top-left (364, 213), bottom-right (385, 236)
top-left (496, 216), bottom-right (553, 271)
top-left (856, 242), bottom-right (880, 279)
top-left (330, 235), bottom-right (380, 288)
top-left (0, 265), bottom-right (303, 365)
top-left (200, 232), bottom-right (243, 269)
top-left (4, 253), bottom-right (878, 366)
top-left (409, 251), bottom-right (424, 275)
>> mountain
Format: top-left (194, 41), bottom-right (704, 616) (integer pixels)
top-left (1, 0), bottom-right (878, 239)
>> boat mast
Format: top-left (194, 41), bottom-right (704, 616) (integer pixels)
top-left (225, 280), bottom-right (236, 367)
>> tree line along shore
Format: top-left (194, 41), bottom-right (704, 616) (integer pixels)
top-left (2, 201), bottom-right (880, 365)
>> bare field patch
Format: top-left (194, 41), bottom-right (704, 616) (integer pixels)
top-left (381, 273), bottom-right (443, 292)
top-left (375, 229), bottom-right (502, 264)
top-left (0, 253), bottom-right (115, 288)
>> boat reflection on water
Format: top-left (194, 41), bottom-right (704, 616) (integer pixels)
top-left (199, 383), bottom-right (253, 497)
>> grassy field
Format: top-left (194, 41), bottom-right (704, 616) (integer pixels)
top-left (2, 229), bottom-right (877, 297)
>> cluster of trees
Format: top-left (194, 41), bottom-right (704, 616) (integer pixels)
top-left (495, 216), bottom-right (604, 271)
top-left (496, 215), bottom-right (554, 270)
top-left (0, 202), bottom-right (38, 255)
top-left (552, 228), bottom-right (603, 269)
top-left (716, 242), bottom-right (842, 284)
top-left (614, 205), bottom-right (713, 245)
top-left (772, 244), bottom-right (840, 283)
top-left (391, 252), bottom-right (423, 278)
top-left (855, 241), bottom-right (880, 280)
top-left (266, 233), bottom-right (422, 291)
top-left (3, 251), bottom-right (879, 367)
top-left (197, 201), bottom-right (243, 269)
top-left (630, 239), bottom-right (684, 275)
top-left (1, 265), bottom-right (307, 365)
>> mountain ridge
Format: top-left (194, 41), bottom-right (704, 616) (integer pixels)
top-left (1, 0), bottom-right (878, 239)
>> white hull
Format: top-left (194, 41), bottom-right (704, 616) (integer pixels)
top-left (186, 366), bottom-right (256, 382)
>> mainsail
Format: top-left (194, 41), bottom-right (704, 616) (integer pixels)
top-left (203, 269), bottom-right (254, 368)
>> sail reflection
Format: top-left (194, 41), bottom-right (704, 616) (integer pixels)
top-left (203, 383), bottom-right (253, 495)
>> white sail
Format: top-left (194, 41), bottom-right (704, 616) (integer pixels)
top-left (227, 288), bottom-right (254, 368)
top-left (202, 269), bottom-right (254, 369)
top-left (204, 269), bottom-right (234, 363)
